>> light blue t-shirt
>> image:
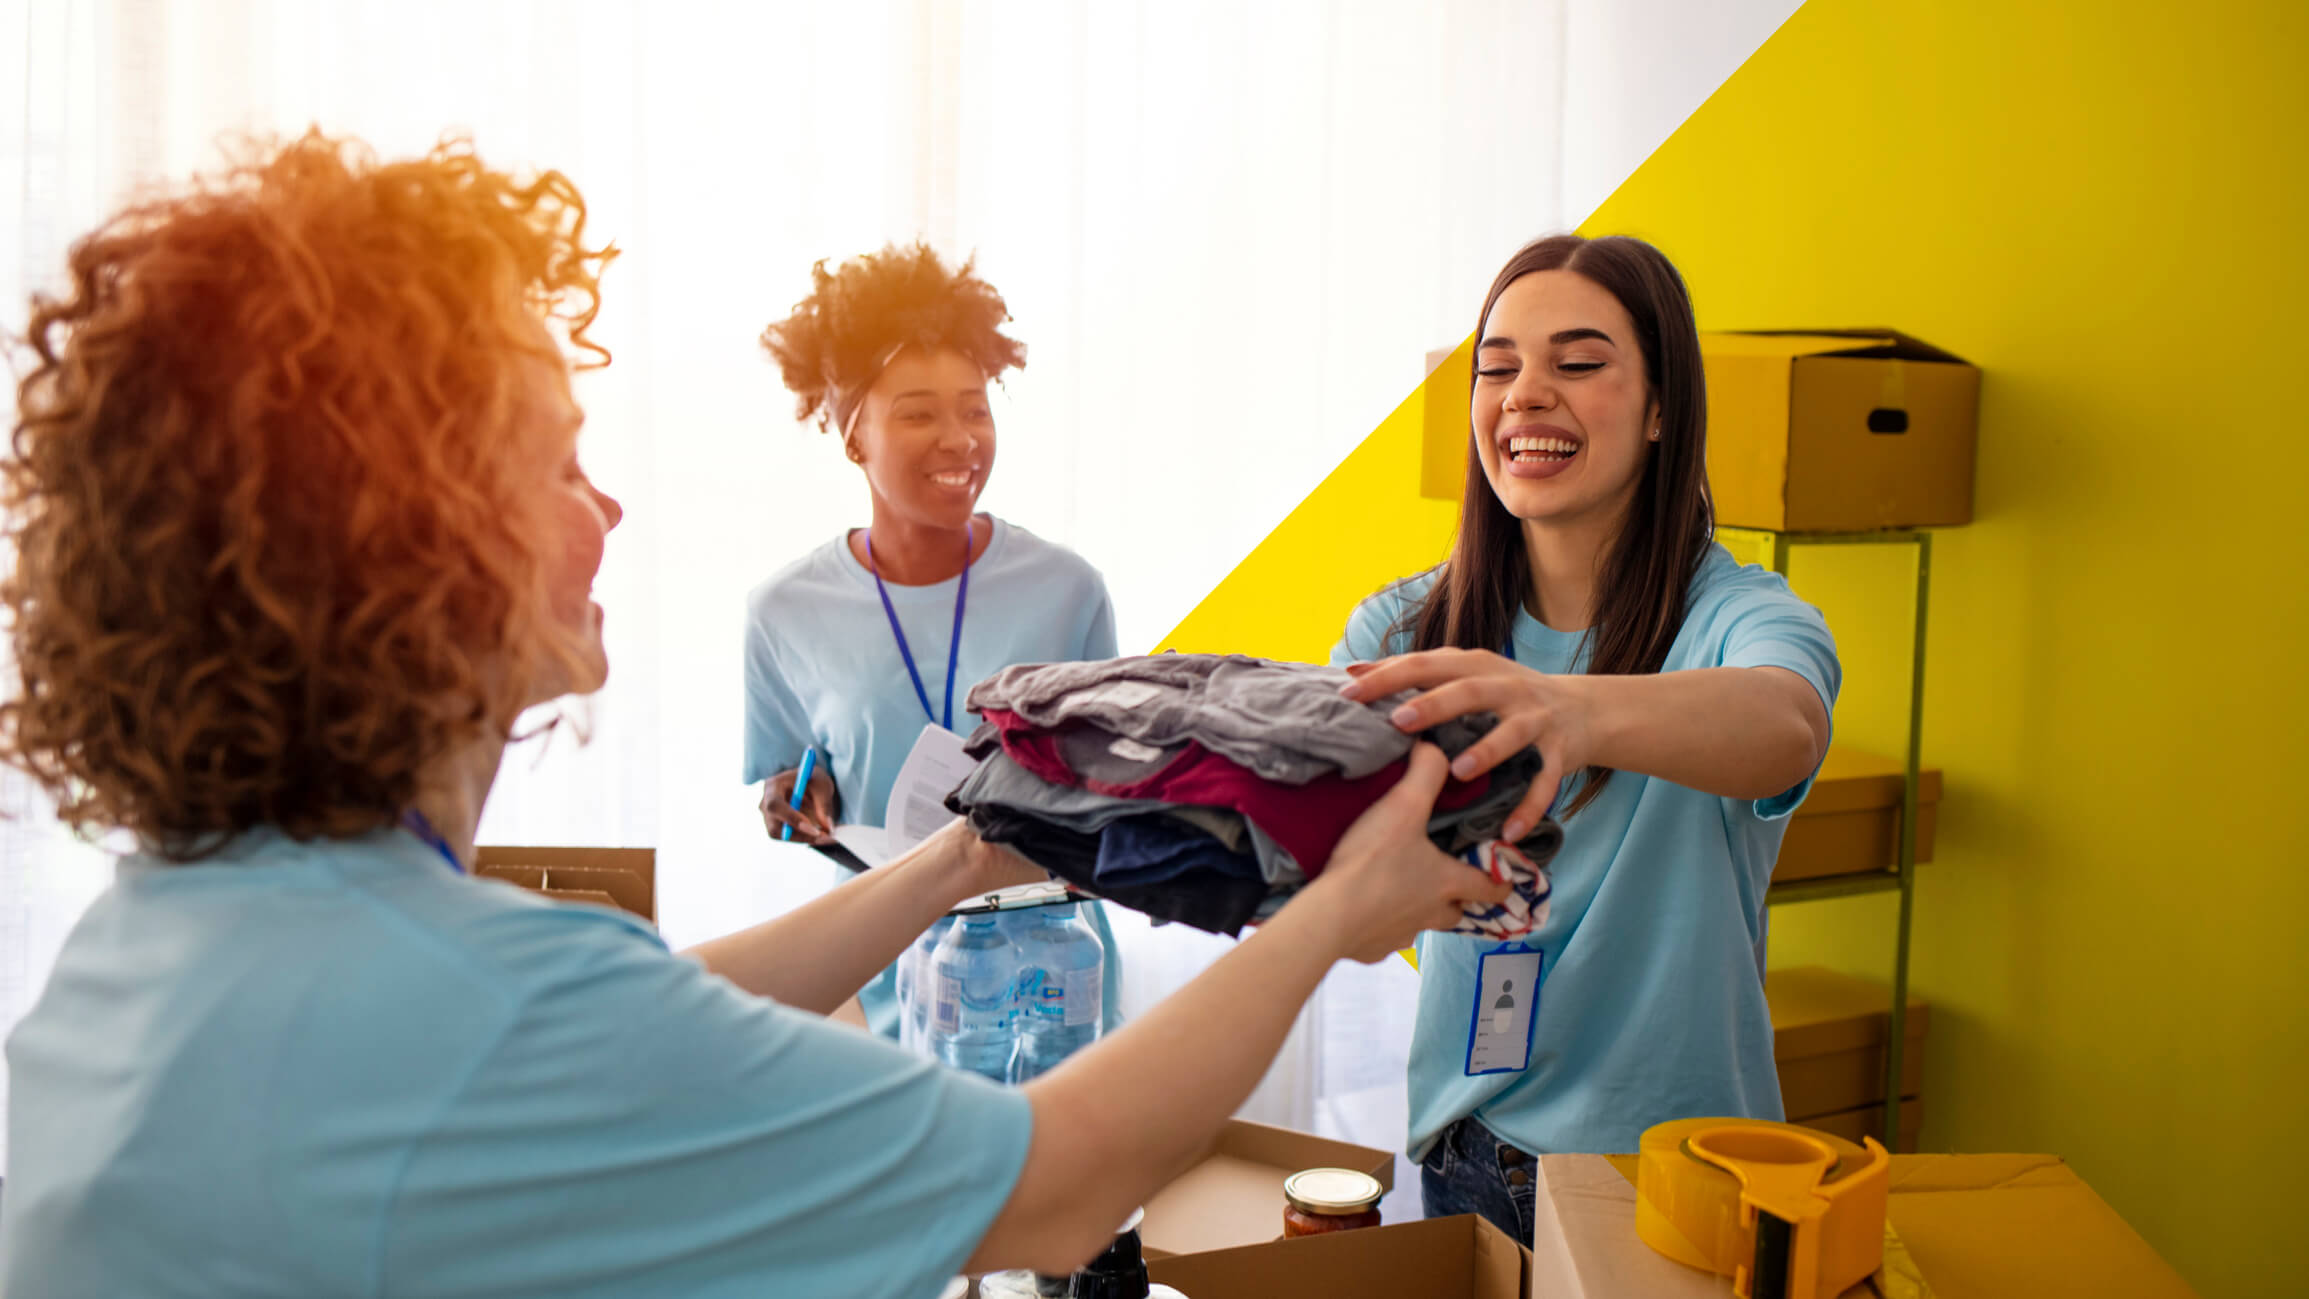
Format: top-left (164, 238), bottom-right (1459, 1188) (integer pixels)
top-left (743, 514), bottom-right (1123, 1039)
top-left (1331, 543), bottom-right (1840, 1161)
top-left (0, 830), bottom-right (1032, 1299)
top-left (743, 515), bottom-right (1117, 820)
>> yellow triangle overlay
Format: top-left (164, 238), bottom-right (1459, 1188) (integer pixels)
top-left (1154, 1), bottom-right (2299, 1292)
top-left (1150, 349), bottom-right (1465, 663)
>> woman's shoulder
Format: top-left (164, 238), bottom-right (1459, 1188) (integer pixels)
top-left (1337, 568), bottom-right (1441, 662)
top-left (1684, 542), bottom-right (1805, 613)
top-left (746, 533), bottom-right (856, 615)
top-left (1677, 541), bottom-right (1827, 645)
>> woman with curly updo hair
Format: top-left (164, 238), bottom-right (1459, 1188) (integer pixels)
top-left (753, 244), bottom-right (1121, 1044)
top-left (0, 135), bottom-right (1507, 1296)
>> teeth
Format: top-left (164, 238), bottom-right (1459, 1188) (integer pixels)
top-left (932, 471), bottom-right (972, 486)
top-left (1507, 436), bottom-right (1578, 457)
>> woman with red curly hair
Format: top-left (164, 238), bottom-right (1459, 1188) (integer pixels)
top-left (752, 244), bottom-right (1122, 1044)
top-left (0, 134), bottom-right (1506, 1296)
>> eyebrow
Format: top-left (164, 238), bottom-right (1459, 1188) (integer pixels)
top-left (891, 389), bottom-right (991, 401)
top-left (1477, 327), bottom-right (1618, 350)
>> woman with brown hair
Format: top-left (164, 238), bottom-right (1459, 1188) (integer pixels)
top-left (0, 132), bottom-right (1506, 1297)
top-left (1332, 234), bottom-right (1842, 1244)
top-left (750, 244), bottom-right (1121, 1044)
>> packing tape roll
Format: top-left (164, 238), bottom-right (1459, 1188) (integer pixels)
top-left (1635, 1117), bottom-right (1889, 1299)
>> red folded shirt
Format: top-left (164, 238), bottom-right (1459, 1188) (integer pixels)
top-left (983, 708), bottom-right (1489, 877)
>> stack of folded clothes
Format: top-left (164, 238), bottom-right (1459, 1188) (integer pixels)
top-left (945, 654), bottom-right (1564, 939)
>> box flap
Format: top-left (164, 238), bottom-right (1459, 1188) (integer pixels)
top-left (1530, 1155), bottom-right (1733, 1298)
top-left (1150, 1215), bottom-right (1529, 1299)
top-left (540, 886), bottom-right (622, 912)
top-left (1882, 1153), bottom-right (2068, 1193)
top-left (1769, 965), bottom-right (1930, 1061)
top-left (476, 845), bottom-right (656, 922)
top-left (1558, 1152), bottom-right (2198, 1298)
top-left (1139, 1119), bottom-right (1394, 1259)
top-left (1703, 329), bottom-right (1970, 364)
top-left (541, 866), bottom-right (654, 921)
top-left (1880, 1156), bottom-right (2199, 1297)
top-left (1799, 748), bottom-right (1946, 817)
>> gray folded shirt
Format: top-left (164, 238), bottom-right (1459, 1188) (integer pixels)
top-left (967, 653), bottom-right (1494, 784)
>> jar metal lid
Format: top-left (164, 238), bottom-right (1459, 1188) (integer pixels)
top-left (1283, 1168), bottom-right (1384, 1214)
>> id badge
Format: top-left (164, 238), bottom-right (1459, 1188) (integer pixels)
top-left (1466, 942), bottom-right (1543, 1076)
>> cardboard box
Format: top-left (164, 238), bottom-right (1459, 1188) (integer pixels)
top-left (1702, 330), bottom-right (1980, 532)
top-left (1794, 1096), bottom-right (1926, 1154)
top-left (1776, 747), bottom-right (1942, 884)
top-left (1140, 1119), bottom-right (1395, 1260)
top-left (1770, 965), bottom-right (1927, 1120)
top-left (474, 845), bottom-right (656, 924)
top-left (1151, 1214), bottom-right (1531, 1299)
top-left (1531, 1153), bottom-right (2197, 1297)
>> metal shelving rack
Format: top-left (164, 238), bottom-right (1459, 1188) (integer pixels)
top-left (1741, 526), bottom-right (1933, 1149)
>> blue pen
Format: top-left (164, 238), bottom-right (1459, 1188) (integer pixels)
top-left (781, 748), bottom-right (818, 843)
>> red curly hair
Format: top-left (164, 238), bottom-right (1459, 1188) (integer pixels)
top-left (759, 241), bottom-right (1025, 441)
top-left (0, 130), bottom-right (615, 858)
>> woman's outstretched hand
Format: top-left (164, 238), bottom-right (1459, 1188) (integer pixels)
top-left (1298, 742), bottom-right (1514, 963)
top-left (1341, 649), bottom-right (1592, 842)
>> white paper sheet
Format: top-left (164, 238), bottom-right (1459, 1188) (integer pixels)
top-left (884, 724), bottom-right (975, 851)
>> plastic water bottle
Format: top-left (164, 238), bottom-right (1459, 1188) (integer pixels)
top-left (898, 915), bottom-right (956, 1056)
top-left (1008, 903), bottom-right (1106, 1083)
top-left (928, 913), bottom-right (1019, 1082)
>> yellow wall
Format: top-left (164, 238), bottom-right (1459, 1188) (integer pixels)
top-left (1584, 3), bottom-right (2306, 1293)
top-left (1162, 2), bottom-right (2306, 1292)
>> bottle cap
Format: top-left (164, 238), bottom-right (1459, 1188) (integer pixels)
top-left (1071, 1207), bottom-right (1151, 1299)
top-left (1283, 1168), bottom-right (1384, 1215)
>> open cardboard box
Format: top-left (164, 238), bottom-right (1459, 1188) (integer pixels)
top-left (1529, 1152), bottom-right (2197, 1298)
top-left (473, 845), bottom-right (656, 925)
top-left (1139, 1119), bottom-right (1395, 1260)
top-left (1151, 1214), bottom-right (1530, 1299)
top-left (1774, 748), bottom-right (1943, 885)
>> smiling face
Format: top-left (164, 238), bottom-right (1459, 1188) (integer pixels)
top-left (1471, 269), bottom-right (1659, 531)
top-left (848, 345), bottom-right (995, 531)
top-left (519, 352), bottom-right (622, 703)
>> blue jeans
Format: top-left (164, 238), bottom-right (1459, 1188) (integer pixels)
top-left (1419, 1117), bottom-right (1539, 1246)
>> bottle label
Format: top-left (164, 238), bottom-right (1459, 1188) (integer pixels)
top-left (935, 972), bottom-right (961, 1034)
top-left (1064, 966), bottom-right (1101, 1028)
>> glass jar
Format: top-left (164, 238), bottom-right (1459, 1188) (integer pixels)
top-left (1281, 1167), bottom-right (1384, 1238)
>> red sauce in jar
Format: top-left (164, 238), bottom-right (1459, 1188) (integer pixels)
top-left (1282, 1168), bottom-right (1385, 1239)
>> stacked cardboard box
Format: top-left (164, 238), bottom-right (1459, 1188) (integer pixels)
top-left (1768, 964), bottom-right (1927, 1151)
top-left (1774, 747), bottom-right (1943, 886)
top-left (1698, 330), bottom-right (1981, 533)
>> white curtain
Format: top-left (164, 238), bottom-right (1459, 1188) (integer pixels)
top-left (1, 0), bottom-right (1564, 1169)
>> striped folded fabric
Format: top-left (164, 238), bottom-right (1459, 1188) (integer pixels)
top-left (1450, 839), bottom-right (1552, 940)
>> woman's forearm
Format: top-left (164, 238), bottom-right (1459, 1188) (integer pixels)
top-left (965, 888), bottom-right (1352, 1276)
top-left (679, 837), bottom-right (974, 1013)
top-left (1581, 665), bottom-right (1829, 799)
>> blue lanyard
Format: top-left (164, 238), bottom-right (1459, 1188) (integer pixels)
top-left (401, 808), bottom-right (465, 875)
top-left (865, 520), bottom-right (972, 731)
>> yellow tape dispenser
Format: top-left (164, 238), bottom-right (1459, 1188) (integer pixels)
top-left (1636, 1117), bottom-right (1889, 1299)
